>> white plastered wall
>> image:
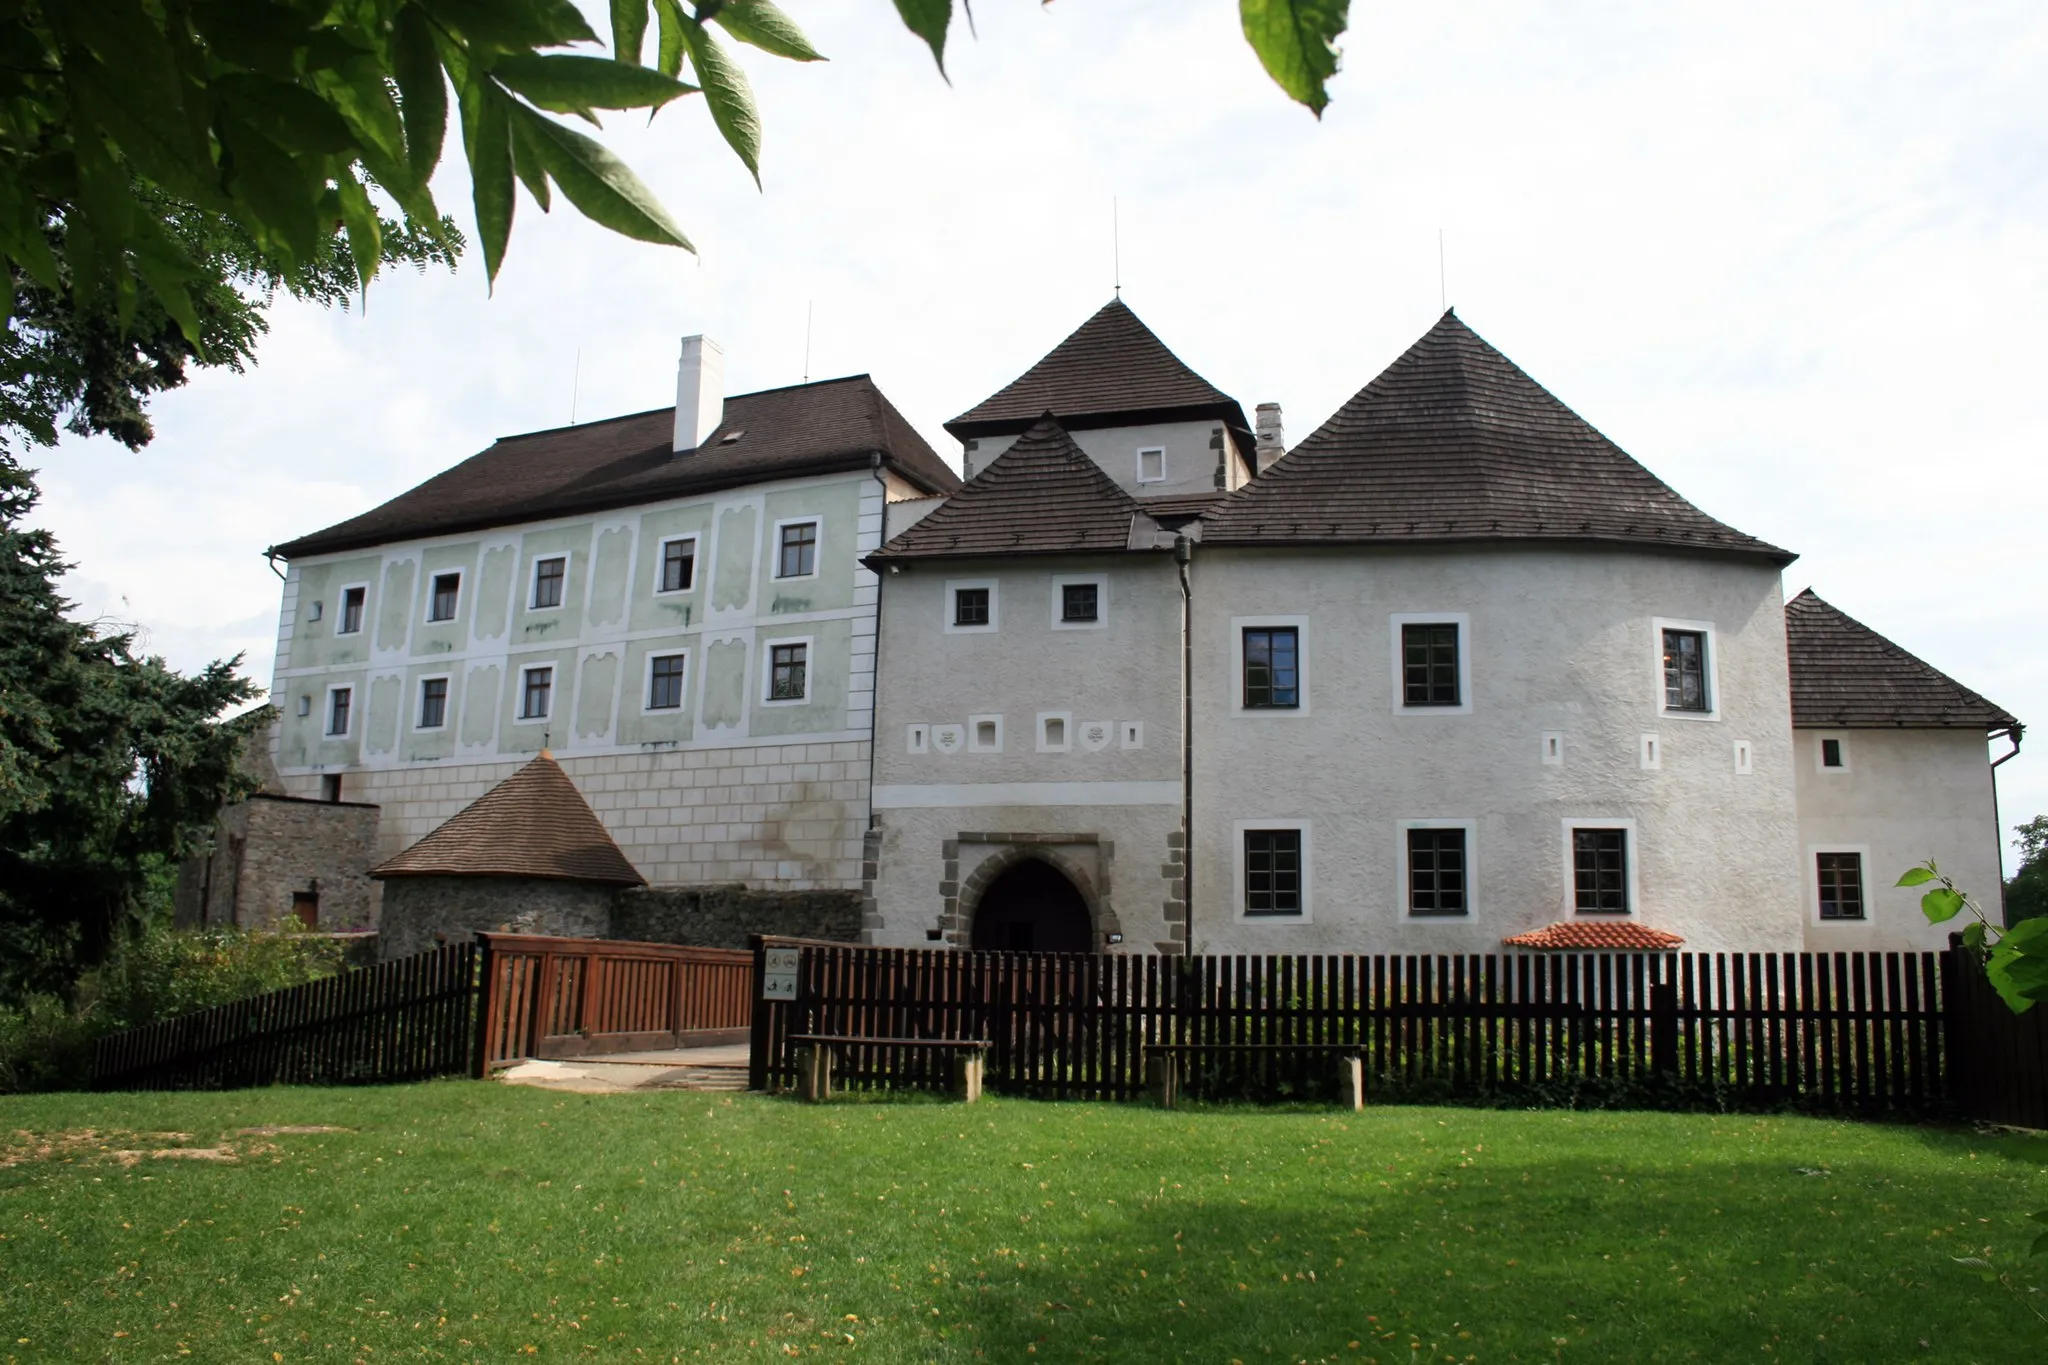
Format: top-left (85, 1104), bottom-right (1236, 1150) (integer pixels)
top-left (964, 420), bottom-right (1245, 498)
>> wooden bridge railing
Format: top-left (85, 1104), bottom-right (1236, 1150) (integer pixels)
top-left (476, 933), bottom-right (754, 1068)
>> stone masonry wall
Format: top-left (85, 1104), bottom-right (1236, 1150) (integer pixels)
top-left (377, 877), bottom-right (614, 960)
top-left (278, 739), bottom-right (872, 891)
top-left (610, 885), bottom-right (862, 950)
top-left (174, 795), bottom-right (381, 931)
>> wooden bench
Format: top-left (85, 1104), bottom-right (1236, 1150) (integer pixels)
top-left (786, 1034), bottom-right (993, 1103)
top-left (1140, 1042), bottom-right (1367, 1110)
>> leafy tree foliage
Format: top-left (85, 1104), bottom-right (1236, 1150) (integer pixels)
top-left (0, 458), bottom-right (267, 1000)
top-left (2005, 815), bottom-right (2048, 925)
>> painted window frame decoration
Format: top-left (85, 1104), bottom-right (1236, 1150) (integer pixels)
top-left (1390, 612), bottom-right (1472, 715)
top-left (645, 650), bottom-right (688, 712)
top-left (1565, 820), bottom-right (1637, 916)
top-left (943, 578), bottom-right (999, 634)
top-left (425, 570), bottom-right (463, 624)
top-left (336, 583), bottom-right (369, 636)
top-left (655, 535), bottom-right (698, 594)
top-left (1050, 573), bottom-right (1108, 630)
top-left (1399, 819), bottom-right (1476, 920)
top-left (967, 713), bottom-right (1004, 754)
top-left (1813, 847), bottom-right (1868, 921)
top-left (1237, 821), bottom-right (1310, 921)
top-left (530, 555), bottom-right (568, 610)
top-left (1136, 446), bottom-right (1167, 484)
top-left (516, 664), bottom-right (555, 722)
top-left (762, 637), bottom-right (812, 705)
top-left (1816, 734), bottom-right (1851, 773)
top-left (1653, 617), bottom-right (1720, 721)
top-left (324, 684), bottom-right (353, 737)
top-left (1036, 711), bottom-right (1073, 753)
top-left (415, 674), bottom-right (451, 731)
top-left (773, 518), bottom-right (821, 581)
top-left (1234, 616), bottom-right (1309, 714)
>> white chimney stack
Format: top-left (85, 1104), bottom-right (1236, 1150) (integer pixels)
top-left (673, 335), bottom-right (725, 452)
top-left (1254, 402), bottom-right (1285, 473)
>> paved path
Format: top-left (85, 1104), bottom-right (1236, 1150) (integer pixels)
top-left (496, 1043), bottom-right (750, 1094)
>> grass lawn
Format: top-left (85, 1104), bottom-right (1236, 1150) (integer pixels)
top-left (1, 1084), bottom-right (2042, 1363)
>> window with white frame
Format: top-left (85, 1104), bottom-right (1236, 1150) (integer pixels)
top-left (944, 579), bottom-right (997, 633)
top-left (1242, 827), bottom-right (1305, 917)
top-left (656, 536), bottom-right (696, 593)
top-left (776, 520), bottom-right (819, 579)
top-left (518, 665), bottom-right (553, 720)
top-left (954, 586), bottom-right (990, 627)
top-left (338, 585), bottom-right (367, 635)
top-left (531, 556), bottom-right (567, 609)
top-left (1242, 626), bottom-right (1300, 708)
top-left (1390, 612), bottom-right (1472, 714)
top-left (1400, 822), bottom-right (1473, 918)
top-left (766, 642), bottom-right (808, 701)
top-left (1817, 735), bottom-right (1850, 772)
top-left (1137, 447), bottom-right (1166, 483)
top-left (1654, 619), bottom-right (1718, 718)
top-left (647, 652), bottom-right (686, 710)
top-left (1816, 850), bottom-right (1865, 920)
top-left (427, 571), bottom-right (461, 623)
top-left (1051, 574), bottom-right (1107, 629)
top-left (325, 686), bottom-right (352, 736)
top-left (417, 676), bottom-right (449, 729)
top-left (1571, 827), bottom-right (1630, 914)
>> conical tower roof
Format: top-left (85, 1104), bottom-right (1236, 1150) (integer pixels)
top-left (1202, 311), bottom-right (1793, 563)
top-left (946, 298), bottom-right (1250, 443)
top-left (871, 415), bottom-right (1161, 561)
top-left (372, 752), bottom-right (644, 886)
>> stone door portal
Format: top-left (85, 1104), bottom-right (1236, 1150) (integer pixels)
top-left (969, 859), bottom-right (1094, 953)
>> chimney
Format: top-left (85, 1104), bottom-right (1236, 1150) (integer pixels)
top-left (673, 335), bottom-right (725, 452)
top-left (1254, 402), bottom-right (1284, 473)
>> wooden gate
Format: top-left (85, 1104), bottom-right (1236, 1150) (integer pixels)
top-left (1944, 948), bottom-right (2048, 1129)
top-left (476, 933), bottom-right (754, 1068)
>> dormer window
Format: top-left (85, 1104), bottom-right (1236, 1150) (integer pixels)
top-left (1137, 447), bottom-right (1166, 483)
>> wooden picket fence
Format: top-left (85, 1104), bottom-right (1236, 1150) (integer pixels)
top-left (476, 933), bottom-right (754, 1068)
top-left (92, 943), bottom-right (480, 1091)
top-left (1945, 947), bottom-right (2048, 1128)
top-left (750, 941), bottom-right (1977, 1116)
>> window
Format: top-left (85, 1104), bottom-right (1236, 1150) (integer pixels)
top-left (1817, 852), bottom-right (1865, 920)
top-left (954, 586), bottom-right (990, 627)
top-left (1242, 626), bottom-right (1300, 708)
top-left (291, 890), bottom-right (319, 929)
top-left (1061, 582), bottom-right (1098, 623)
top-left (428, 572), bottom-right (461, 622)
top-left (1662, 628), bottom-right (1709, 712)
top-left (519, 666), bottom-right (553, 720)
top-left (1406, 827), bottom-right (1469, 917)
top-left (968, 714), bottom-right (1003, 752)
top-left (1244, 829), bottom-right (1303, 916)
top-left (1821, 738), bottom-right (1843, 768)
top-left (417, 677), bottom-right (449, 729)
top-left (531, 556), bottom-right (566, 609)
top-left (657, 537), bottom-right (696, 593)
top-left (648, 653), bottom-right (686, 710)
top-left (320, 774), bottom-right (343, 803)
top-left (1573, 828), bottom-right (1629, 914)
top-left (326, 687), bottom-right (352, 736)
top-left (768, 643), bottom-right (807, 701)
top-left (1037, 712), bottom-right (1071, 752)
top-left (777, 521), bottom-right (818, 578)
top-left (339, 585), bottom-right (366, 635)
top-left (1401, 622), bottom-right (1461, 706)
top-left (1137, 447), bottom-right (1166, 483)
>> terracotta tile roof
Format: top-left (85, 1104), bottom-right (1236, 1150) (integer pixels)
top-left (372, 753), bottom-right (644, 886)
top-left (870, 416), bottom-right (1163, 562)
top-left (1502, 922), bottom-right (1686, 951)
top-left (272, 375), bottom-right (959, 559)
top-left (1201, 311), bottom-right (1794, 564)
top-left (945, 298), bottom-right (1253, 446)
top-left (1786, 589), bottom-right (2018, 730)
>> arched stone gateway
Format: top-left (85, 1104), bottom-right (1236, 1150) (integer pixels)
top-left (969, 858), bottom-right (1095, 954)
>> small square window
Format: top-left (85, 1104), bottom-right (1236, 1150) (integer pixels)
top-left (1662, 628), bottom-right (1709, 712)
top-left (1244, 829), bottom-right (1303, 916)
top-left (326, 687), bottom-right (352, 736)
top-left (1061, 582), bottom-right (1098, 623)
top-left (519, 666), bottom-right (553, 720)
top-left (1137, 447), bottom-right (1166, 483)
top-left (339, 586), bottom-right (366, 635)
top-left (531, 556), bottom-right (566, 609)
top-left (1821, 738), bottom-right (1844, 769)
top-left (1573, 828), bottom-right (1629, 914)
top-left (1817, 851), bottom-right (1864, 920)
top-left (428, 572), bottom-right (461, 623)
top-left (777, 522), bottom-right (818, 579)
top-left (769, 643), bottom-right (807, 701)
top-left (1401, 622), bottom-right (1460, 706)
top-left (658, 538), bottom-right (696, 593)
top-left (1242, 626), bottom-right (1300, 708)
top-left (648, 654), bottom-right (686, 710)
top-left (954, 587), bottom-right (990, 627)
top-left (418, 677), bottom-right (448, 729)
top-left (1407, 828), bottom-right (1468, 917)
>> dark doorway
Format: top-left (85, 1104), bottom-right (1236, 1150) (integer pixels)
top-left (970, 859), bottom-right (1094, 953)
top-left (291, 890), bottom-right (319, 929)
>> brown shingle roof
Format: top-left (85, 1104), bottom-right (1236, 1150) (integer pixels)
top-left (1201, 311), bottom-right (1794, 564)
top-left (945, 298), bottom-right (1252, 447)
top-left (870, 416), bottom-right (1159, 562)
top-left (372, 753), bottom-right (644, 886)
top-left (272, 375), bottom-right (960, 559)
top-left (1502, 922), bottom-right (1686, 950)
top-left (1785, 589), bottom-right (2018, 730)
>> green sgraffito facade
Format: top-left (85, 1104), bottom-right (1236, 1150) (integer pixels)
top-left (619, 634), bottom-right (696, 746)
top-left (364, 674), bottom-right (402, 758)
top-left (502, 648), bottom-right (576, 753)
top-left (474, 545), bottom-right (516, 642)
top-left (575, 650), bottom-right (620, 743)
top-left (460, 664), bottom-right (501, 748)
top-left (514, 527), bottom-right (590, 644)
top-left (288, 554), bottom-right (380, 670)
top-left (587, 527), bottom-right (633, 630)
top-left (415, 543), bottom-right (480, 656)
top-left (700, 638), bottom-right (750, 730)
top-left (376, 559), bottom-right (415, 653)
top-left (712, 504), bottom-right (757, 612)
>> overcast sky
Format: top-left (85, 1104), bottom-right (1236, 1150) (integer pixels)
top-left (29, 0), bottom-right (2048, 871)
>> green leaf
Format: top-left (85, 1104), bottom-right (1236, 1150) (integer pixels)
top-left (1961, 920), bottom-right (1987, 950)
top-left (127, 220), bottom-right (204, 348)
top-left (417, 0), bottom-right (598, 52)
top-left (509, 115), bottom-right (555, 212)
top-left (891, 0), bottom-right (952, 75)
top-left (1240, 0), bottom-right (1349, 117)
top-left (1920, 887), bottom-right (1965, 923)
top-left (512, 105), bottom-right (693, 252)
top-left (394, 7), bottom-right (450, 181)
top-left (490, 54), bottom-right (698, 115)
top-left (654, 0), bottom-right (686, 79)
top-left (457, 77), bottom-right (517, 286)
top-left (679, 17), bottom-right (761, 185)
top-left (335, 172), bottom-right (384, 291)
top-left (713, 0), bottom-right (826, 62)
top-left (1895, 865), bottom-right (1938, 887)
top-left (213, 74), bottom-right (360, 157)
top-left (2032, 1229), bottom-right (2048, 1257)
top-left (612, 0), bottom-right (650, 63)
top-left (2000, 914), bottom-right (2048, 949)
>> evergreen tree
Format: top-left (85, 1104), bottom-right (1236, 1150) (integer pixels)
top-left (2006, 815), bottom-right (2048, 925)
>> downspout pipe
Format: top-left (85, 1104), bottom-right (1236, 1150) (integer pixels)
top-left (865, 453), bottom-right (888, 845)
top-left (1990, 722), bottom-right (2024, 925)
top-left (1176, 533), bottom-right (1194, 955)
